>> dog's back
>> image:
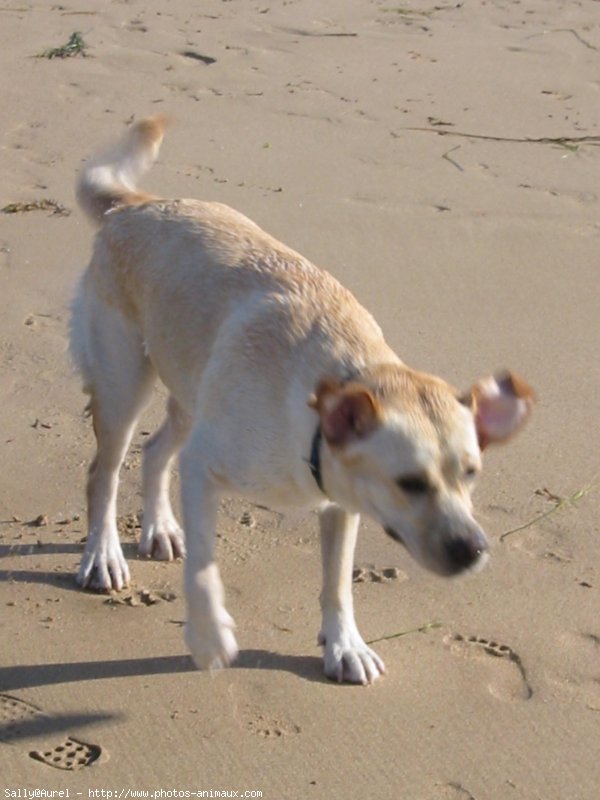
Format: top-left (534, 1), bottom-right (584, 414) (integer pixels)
top-left (74, 118), bottom-right (392, 412)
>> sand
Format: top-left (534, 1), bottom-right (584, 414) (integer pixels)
top-left (1, 0), bottom-right (599, 797)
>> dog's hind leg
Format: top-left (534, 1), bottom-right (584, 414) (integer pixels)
top-left (139, 396), bottom-right (192, 560)
top-left (318, 503), bottom-right (386, 684)
top-left (75, 304), bottom-right (154, 592)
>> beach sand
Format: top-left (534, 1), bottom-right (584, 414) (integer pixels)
top-left (1, 1), bottom-right (599, 797)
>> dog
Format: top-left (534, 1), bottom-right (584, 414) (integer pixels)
top-left (70, 116), bottom-right (534, 684)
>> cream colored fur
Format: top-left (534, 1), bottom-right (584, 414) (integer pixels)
top-left (71, 117), bottom-right (534, 684)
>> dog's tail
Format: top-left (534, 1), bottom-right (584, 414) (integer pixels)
top-left (76, 115), bottom-right (169, 225)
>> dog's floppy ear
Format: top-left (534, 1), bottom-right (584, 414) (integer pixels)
top-left (460, 371), bottom-right (535, 450)
top-left (309, 378), bottom-right (382, 446)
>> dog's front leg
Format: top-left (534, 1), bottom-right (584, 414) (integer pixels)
top-left (180, 446), bottom-right (238, 671)
top-left (318, 504), bottom-right (385, 684)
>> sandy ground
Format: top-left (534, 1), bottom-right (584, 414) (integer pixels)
top-left (1, 0), bottom-right (599, 797)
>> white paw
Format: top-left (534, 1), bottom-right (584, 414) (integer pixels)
top-left (139, 517), bottom-right (186, 560)
top-left (77, 536), bottom-right (130, 592)
top-left (319, 625), bottom-right (385, 685)
top-left (185, 609), bottom-right (239, 671)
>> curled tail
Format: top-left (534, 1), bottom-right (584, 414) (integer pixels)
top-left (76, 115), bottom-right (169, 225)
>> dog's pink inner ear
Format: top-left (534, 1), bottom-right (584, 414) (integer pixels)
top-left (468, 371), bottom-right (535, 450)
top-left (310, 381), bottom-right (380, 446)
top-left (323, 390), bottom-right (379, 446)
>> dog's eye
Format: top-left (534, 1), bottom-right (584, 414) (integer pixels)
top-left (397, 475), bottom-right (429, 494)
top-left (464, 466), bottom-right (478, 479)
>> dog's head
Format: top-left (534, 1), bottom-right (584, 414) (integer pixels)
top-left (310, 366), bottom-right (534, 576)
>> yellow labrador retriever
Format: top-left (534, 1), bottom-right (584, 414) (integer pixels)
top-left (71, 117), bottom-right (534, 683)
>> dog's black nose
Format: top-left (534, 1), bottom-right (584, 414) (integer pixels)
top-left (445, 536), bottom-right (486, 571)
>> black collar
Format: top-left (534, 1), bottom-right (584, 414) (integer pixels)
top-left (308, 424), bottom-right (325, 494)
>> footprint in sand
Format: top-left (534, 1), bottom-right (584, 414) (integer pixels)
top-left (30, 736), bottom-right (102, 770)
top-left (444, 634), bottom-right (533, 701)
top-left (243, 704), bottom-right (301, 739)
top-left (548, 631), bottom-right (600, 711)
top-left (353, 566), bottom-right (407, 583)
top-left (431, 782), bottom-right (476, 800)
top-left (246, 715), bottom-right (301, 738)
top-left (0, 692), bottom-right (104, 769)
top-left (0, 693), bottom-right (45, 741)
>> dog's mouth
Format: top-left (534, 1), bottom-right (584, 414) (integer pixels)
top-left (383, 524), bottom-right (489, 576)
top-left (383, 526), bottom-right (407, 548)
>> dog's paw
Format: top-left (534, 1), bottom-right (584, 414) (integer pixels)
top-left (319, 628), bottom-right (385, 685)
top-left (77, 540), bottom-right (130, 592)
top-left (185, 609), bottom-right (239, 671)
top-left (139, 518), bottom-right (186, 561)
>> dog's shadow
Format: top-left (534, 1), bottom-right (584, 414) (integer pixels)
top-left (0, 650), bottom-right (327, 699)
top-left (0, 541), bottom-right (328, 686)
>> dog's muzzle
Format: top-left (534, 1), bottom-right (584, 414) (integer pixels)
top-left (383, 525), bottom-right (488, 575)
